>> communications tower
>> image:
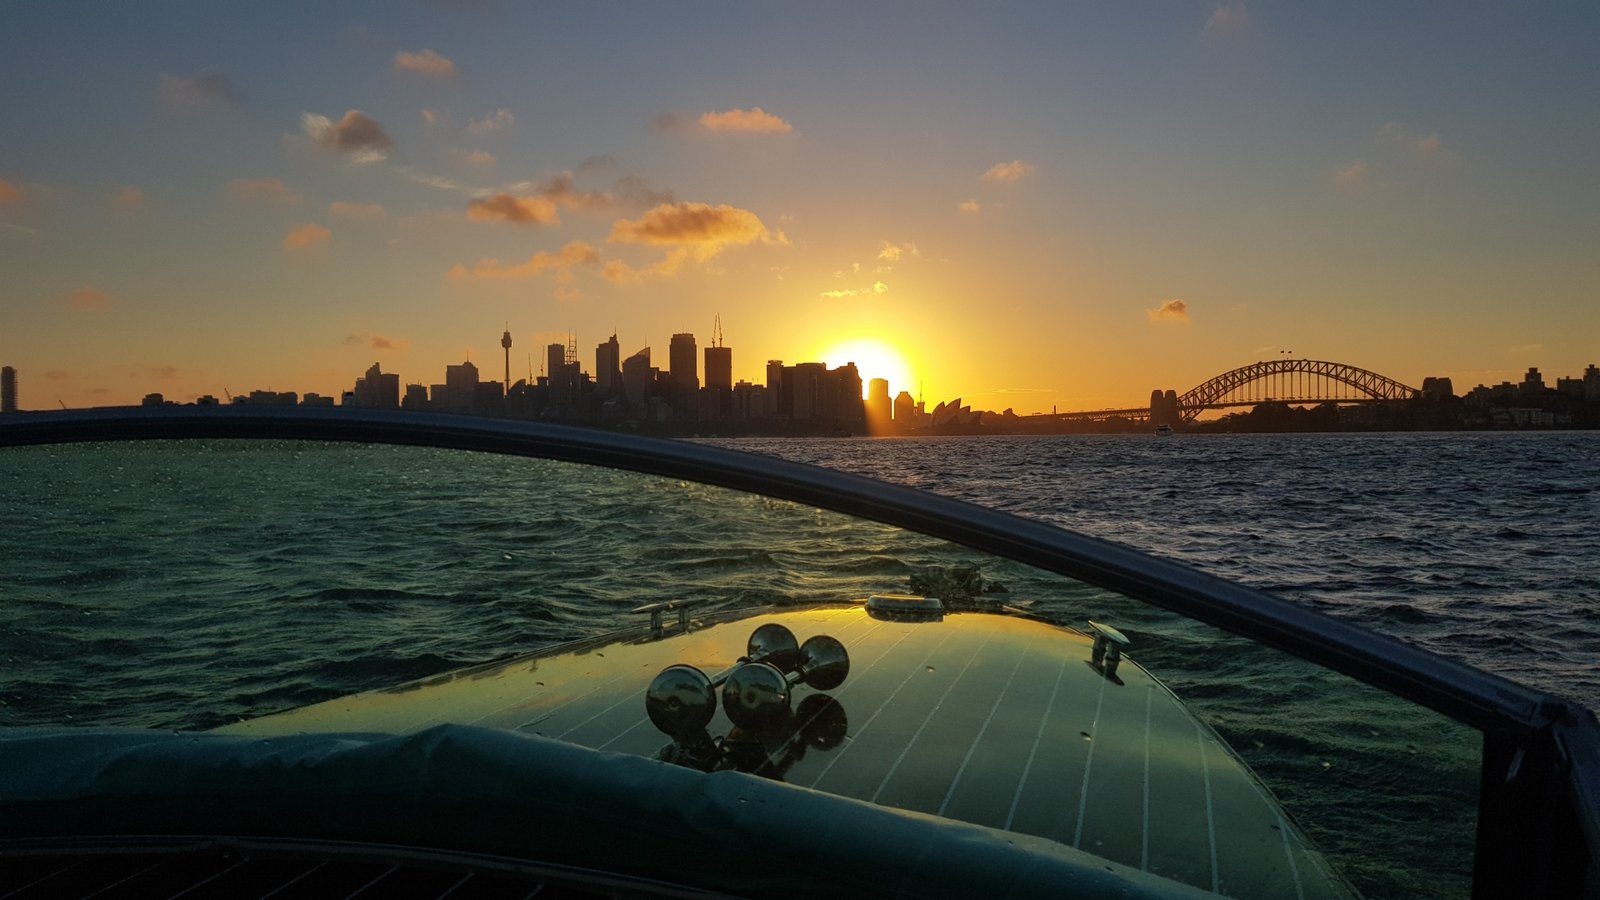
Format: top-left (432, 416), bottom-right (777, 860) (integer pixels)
top-left (501, 326), bottom-right (513, 396)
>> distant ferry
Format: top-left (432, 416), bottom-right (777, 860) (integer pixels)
top-left (1155, 423), bottom-right (1173, 435)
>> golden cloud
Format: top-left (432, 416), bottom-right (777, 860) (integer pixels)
top-left (283, 223), bottom-right (332, 251)
top-left (819, 281), bottom-right (889, 299)
top-left (393, 49), bottom-right (457, 78)
top-left (608, 202), bottom-right (786, 259)
top-left (698, 107), bottom-right (794, 135)
top-left (447, 240), bottom-right (602, 281)
top-left (0, 179), bottom-right (22, 205)
top-left (601, 248), bottom-right (689, 285)
top-left (1147, 299), bottom-right (1190, 322)
top-left (61, 286), bottom-right (113, 310)
top-left (982, 160), bottom-right (1036, 183)
top-left (877, 241), bottom-right (919, 261)
top-left (466, 193), bottom-right (559, 225)
top-left (958, 199), bottom-right (981, 214)
top-left (302, 110), bottom-right (393, 162)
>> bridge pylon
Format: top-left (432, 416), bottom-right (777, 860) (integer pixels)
top-left (1149, 389), bottom-right (1180, 428)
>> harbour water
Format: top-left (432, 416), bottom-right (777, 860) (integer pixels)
top-left (3, 431), bottom-right (1597, 898)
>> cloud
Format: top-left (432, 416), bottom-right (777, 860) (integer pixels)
top-left (608, 202), bottom-right (787, 259)
top-left (107, 185), bottom-right (144, 213)
top-left (1203, 2), bottom-right (1251, 36)
top-left (145, 365), bottom-right (179, 380)
top-left (44, 369), bottom-right (72, 380)
top-left (345, 332), bottom-right (410, 350)
top-left (1329, 159), bottom-right (1370, 191)
top-left (697, 107), bottom-right (793, 135)
top-left (468, 174), bottom-right (674, 225)
top-left (1147, 299), bottom-right (1190, 322)
top-left (958, 199), bottom-right (981, 214)
top-left (447, 239), bottom-right (602, 281)
top-left (1378, 122), bottom-right (1445, 162)
top-left (330, 201), bottom-right (386, 220)
top-left (466, 193), bottom-right (559, 224)
top-left (467, 108), bottom-right (514, 135)
top-left (227, 178), bottom-right (298, 203)
top-left (600, 249), bottom-right (690, 285)
top-left (302, 110), bottom-right (393, 162)
top-left (421, 108), bottom-right (444, 127)
top-left (393, 49), bottom-right (457, 78)
top-left (982, 160), bottom-right (1036, 183)
top-left (61, 286), bottom-right (114, 310)
top-left (159, 70), bottom-right (238, 113)
top-left (454, 148), bottom-right (496, 167)
top-left (0, 179), bottom-right (22, 205)
top-left (819, 281), bottom-right (890, 299)
top-left (283, 223), bottom-right (331, 251)
top-left (1507, 343), bottom-right (1544, 354)
top-left (577, 154), bottom-right (617, 174)
top-left (877, 241), bottom-right (919, 261)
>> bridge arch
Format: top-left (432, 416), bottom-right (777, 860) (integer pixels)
top-left (1177, 359), bottom-right (1418, 422)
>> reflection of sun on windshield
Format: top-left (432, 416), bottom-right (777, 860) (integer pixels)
top-left (817, 339), bottom-right (917, 399)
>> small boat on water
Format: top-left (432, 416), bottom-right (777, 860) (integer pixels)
top-left (1156, 424), bottom-right (1174, 435)
top-left (2, 407), bottom-right (1597, 898)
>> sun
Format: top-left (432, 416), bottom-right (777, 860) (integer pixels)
top-left (816, 339), bottom-right (918, 399)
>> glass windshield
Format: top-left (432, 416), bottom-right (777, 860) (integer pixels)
top-left (2, 439), bottom-right (1478, 897)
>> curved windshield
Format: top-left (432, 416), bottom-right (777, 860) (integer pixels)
top-left (1, 439), bottom-right (1480, 897)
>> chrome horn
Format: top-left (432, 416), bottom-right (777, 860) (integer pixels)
top-left (722, 635), bottom-right (850, 730)
top-left (645, 624), bottom-right (802, 740)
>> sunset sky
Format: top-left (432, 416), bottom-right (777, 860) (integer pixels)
top-left (2, 3), bottom-right (1596, 412)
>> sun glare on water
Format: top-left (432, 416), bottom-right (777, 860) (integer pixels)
top-left (817, 340), bottom-right (918, 399)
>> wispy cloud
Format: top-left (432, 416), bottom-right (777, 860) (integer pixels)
top-left (467, 108), bottom-right (514, 135)
top-left (453, 148), bottom-right (496, 168)
top-left (1147, 299), bottom-right (1190, 322)
top-left (1377, 122), bottom-right (1446, 162)
top-left (466, 193), bottom-right (559, 224)
top-left (821, 281), bottom-right (889, 299)
top-left (0, 179), bottom-right (22, 205)
top-left (393, 49), bottom-right (458, 78)
top-left (698, 107), bottom-right (793, 134)
top-left (283, 223), bottom-right (331, 251)
top-left (107, 185), bottom-right (144, 214)
top-left (159, 70), bottom-right (239, 113)
top-left (329, 201), bottom-right (386, 220)
top-left (1203, 2), bottom-right (1251, 37)
top-left (302, 110), bottom-right (393, 163)
top-left (982, 160), bottom-right (1036, 183)
top-left (958, 199), bottom-right (981, 214)
top-left (1328, 159), bottom-right (1371, 192)
top-left (1507, 343), bottom-right (1544, 354)
top-left (877, 241), bottom-right (919, 261)
top-left (60, 286), bottom-right (114, 310)
top-left (421, 108), bottom-right (445, 127)
top-left (227, 178), bottom-right (298, 204)
top-left (447, 239), bottom-right (602, 281)
top-left (344, 332), bottom-right (410, 350)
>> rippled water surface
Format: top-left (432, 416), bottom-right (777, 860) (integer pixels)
top-left (3, 431), bottom-right (1597, 899)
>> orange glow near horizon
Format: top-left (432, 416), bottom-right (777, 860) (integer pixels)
top-left (816, 339), bottom-right (918, 399)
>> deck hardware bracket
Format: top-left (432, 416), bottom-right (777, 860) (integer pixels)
top-left (1087, 620), bottom-right (1131, 680)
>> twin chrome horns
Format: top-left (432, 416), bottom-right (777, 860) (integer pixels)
top-left (645, 623), bottom-right (849, 737)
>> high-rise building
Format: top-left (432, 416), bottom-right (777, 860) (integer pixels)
top-left (350, 362), bottom-right (399, 408)
top-left (866, 378), bottom-right (892, 435)
top-left (669, 333), bottom-right (698, 393)
top-left (622, 347), bottom-right (652, 403)
top-left (705, 345), bottom-right (732, 392)
top-left (596, 334), bottom-right (621, 395)
top-left (546, 343), bottom-right (565, 384)
top-left (0, 366), bottom-right (16, 413)
top-left (893, 390), bottom-right (917, 426)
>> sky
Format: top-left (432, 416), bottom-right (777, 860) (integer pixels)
top-left (1, 2), bottom-right (1596, 413)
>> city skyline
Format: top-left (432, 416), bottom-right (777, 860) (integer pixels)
top-left (3, 5), bottom-right (1597, 411)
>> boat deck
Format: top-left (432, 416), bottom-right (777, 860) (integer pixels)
top-left (224, 605), bottom-right (1350, 899)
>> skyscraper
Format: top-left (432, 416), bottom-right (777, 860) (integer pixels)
top-left (595, 334), bottom-right (621, 395)
top-left (866, 378), bottom-right (892, 435)
top-left (622, 347), bottom-right (652, 402)
top-left (0, 366), bottom-right (15, 413)
top-left (669, 333), bottom-right (698, 393)
top-left (704, 345), bottom-right (732, 392)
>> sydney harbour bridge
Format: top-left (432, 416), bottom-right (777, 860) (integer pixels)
top-left (1037, 358), bottom-right (1420, 426)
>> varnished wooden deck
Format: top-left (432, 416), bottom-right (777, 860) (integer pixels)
top-left (223, 605), bottom-right (1351, 899)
